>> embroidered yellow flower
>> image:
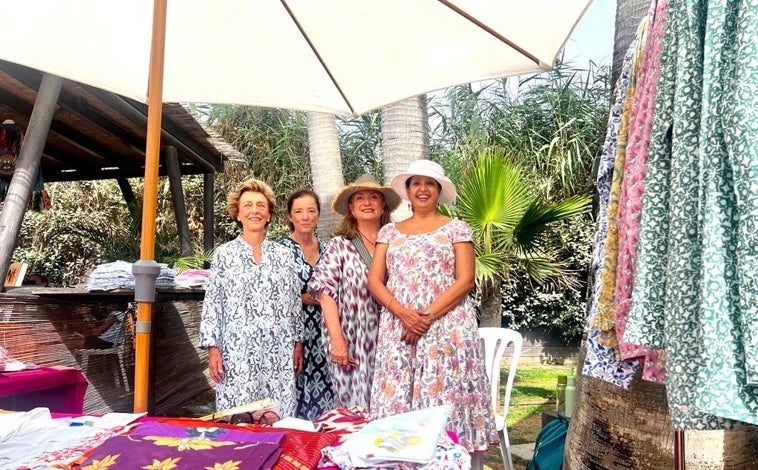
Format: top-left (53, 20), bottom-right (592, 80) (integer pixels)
top-left (142, 457), bottom-right (181, 469)
top-left (144, 436), bottom-right (235, 451)
top-left (205, 460), bottom-right (242, 470)
top-left (81, 453), bottom-right (120, 470)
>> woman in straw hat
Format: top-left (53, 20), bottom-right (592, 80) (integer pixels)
top-left (199, 178), bottom-right (303, 417)
top-left (367, 160), bottom-right (497, 455)
top-left (309, 174), bottom-right (401, 409)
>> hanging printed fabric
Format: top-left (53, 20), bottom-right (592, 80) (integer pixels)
top-left (0, 120), bottom-right (24, 177)
top-left (0, 119), bottom-right (50, 211)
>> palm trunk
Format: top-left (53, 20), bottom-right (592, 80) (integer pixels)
top-left (307, 112), bottom-right (344, 238)
top-left (381, 96), bottom-right (429, 221)
top-left (478, 278), bottom-right (501, 327)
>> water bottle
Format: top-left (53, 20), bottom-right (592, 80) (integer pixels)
top-left (556, 375), bottom-right (567, 412)
top-left (565, 375), bottom-right (576, 418)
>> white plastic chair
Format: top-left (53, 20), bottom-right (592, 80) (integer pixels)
top-left (76, 307), bottom-right (135, 392)
top-left (479, 327), bottom-right (523, 470)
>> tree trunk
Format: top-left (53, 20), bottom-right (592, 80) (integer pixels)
top-left (478, 278), bottom-right (501, 327)
top-left (611, 0), bottom-right (649, 89)
top-left (381, 96), bottom-right (429, 221)
top-left (565, 348), bottom-right (758, 468)
top-left (306, 112), bottom-right (344, 238)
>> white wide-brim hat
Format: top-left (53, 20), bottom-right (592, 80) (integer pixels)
top-left (390, 159), bottom-right (457, 204)
top-left (332, 174), bottom-right (402, 216)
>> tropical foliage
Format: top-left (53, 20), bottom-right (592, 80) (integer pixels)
top-left (442, 150), bottom-right (591, 327)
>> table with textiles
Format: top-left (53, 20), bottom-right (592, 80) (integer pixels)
top-left (1, 406), bottom-right (471, 469)
top-left (0, 366), bottom-right (87, 413)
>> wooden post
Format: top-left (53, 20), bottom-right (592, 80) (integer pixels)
top-left (164, 145), bottom-right (192, 257)
top-left (203, 173), bottom-right (214, 268)
top-left (116, 177), bottom-right (140, 225)
top-left (0, 73), bottom-right (62, 292)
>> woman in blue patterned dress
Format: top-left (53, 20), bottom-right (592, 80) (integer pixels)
top-left (281, 189), bottom-right (334, 421)
top-left (309, 175), bottom-right (400, 409)
top-left (199, 178), bottom-right (303, 416)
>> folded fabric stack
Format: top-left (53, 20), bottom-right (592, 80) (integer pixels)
top-left (85, 261), bottom-right (176, 291)
top-left (319, 405), bottom-right (471, 469)
top-left (174, 268), bottom-right (211, 288)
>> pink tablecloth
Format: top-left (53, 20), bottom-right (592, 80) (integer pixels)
top-left (0, 366), bottom-right (87, 413)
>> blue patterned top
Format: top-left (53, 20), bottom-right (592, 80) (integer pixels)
top-left (199, 236), bottom-right (302, 416)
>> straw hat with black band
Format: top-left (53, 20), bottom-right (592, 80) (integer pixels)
top-left (332, 174), bottom-right (402, 215)
top-left (390, 159), bottom-right (457, 204)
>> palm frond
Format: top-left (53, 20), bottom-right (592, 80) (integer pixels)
top-left (514, 195), bottom-right (591, 249)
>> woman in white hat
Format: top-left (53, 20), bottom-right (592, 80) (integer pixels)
top-left (309, 174), bottom-right (401, 409)
top-left (367, 159), bottom-right (497, 455)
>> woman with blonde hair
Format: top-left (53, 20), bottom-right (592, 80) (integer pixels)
top-left (309, 175), bottom-right (400, 409)
top-left (199, 178), bottom-right (303, 416)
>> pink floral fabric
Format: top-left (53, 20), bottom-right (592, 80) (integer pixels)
top-left (614, 0), bottom-right (668, 383)
top-left (369, 220), bottom-right (497, 453)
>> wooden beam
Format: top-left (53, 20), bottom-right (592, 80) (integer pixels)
top-left (0, 74), bottom-right (62, 292)
top-left (164, 146), bottom-right (192, 257)
top-left (84, 88), bottom-right (219, 173)
top-left (203, 173), bottom-right (214, 268)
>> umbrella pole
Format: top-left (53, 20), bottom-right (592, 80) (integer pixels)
top-left (133, 0), bottom-right (168, 414)
top-left (674, 429), bottom-right (685, 470)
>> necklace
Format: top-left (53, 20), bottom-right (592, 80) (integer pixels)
top-left (299, 238), bottom-right (319, 265)
top-left (357, 230), bottom-right (376, 248)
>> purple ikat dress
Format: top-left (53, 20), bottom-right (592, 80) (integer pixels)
top-left (309, 236), bottom-right (380, 410)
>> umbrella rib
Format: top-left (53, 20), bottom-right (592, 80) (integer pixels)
top-left (280, 0), bottom-right (357, 116)
top-left (438, 0), bottom-right (549, 69)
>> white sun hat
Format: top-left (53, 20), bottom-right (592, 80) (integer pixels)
top-left (390, 159), bottom-right (457, 204)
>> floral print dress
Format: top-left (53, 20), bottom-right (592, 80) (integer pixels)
top-left (199, 237), bottom-right (302, 416)
top-left (369, 220), bottom-right (497, 453)
top-left (309, 236), bottom-right (380, 410)
top-left (280, 236), bottom-right (335, 421)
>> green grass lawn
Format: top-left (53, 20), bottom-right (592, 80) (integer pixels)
top-left (483, 362), bottom-right (576, 470)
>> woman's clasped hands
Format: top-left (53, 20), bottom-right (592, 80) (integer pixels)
top-left (398, 306), bottom-right (433, 345)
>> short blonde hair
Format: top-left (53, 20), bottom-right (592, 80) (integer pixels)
top-left (227, 178), bottom-right (276, 228)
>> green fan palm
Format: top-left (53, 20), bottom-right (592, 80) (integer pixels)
top-left (442, 149), bottom-right (590, 326)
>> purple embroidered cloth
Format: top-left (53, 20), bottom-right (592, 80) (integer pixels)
top-left (81, 426), bottom-right (283, 470)
top-left (131, 421), bottom-right (285, 444)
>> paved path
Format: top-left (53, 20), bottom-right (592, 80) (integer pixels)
top-left (511, 442), bottom-right (535, 461)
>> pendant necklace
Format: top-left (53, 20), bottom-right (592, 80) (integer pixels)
top-left (357, 230), bottom-right (376, 248)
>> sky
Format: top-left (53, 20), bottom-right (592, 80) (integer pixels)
top-left (563, 0), bottom-right (616, 68)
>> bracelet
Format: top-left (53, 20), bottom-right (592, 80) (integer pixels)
top-left (386, 298), bottom-right (396, 311)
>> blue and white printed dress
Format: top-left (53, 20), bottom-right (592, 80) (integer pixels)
top-left (199, 236), bottom-right (302, 416)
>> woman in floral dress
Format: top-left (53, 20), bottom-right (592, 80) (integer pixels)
top-left (199, 178), bottom-right (303, 416)
top-left (309, 175), bottom-right (400, 409)
top-left (367, 160), bottom-right (497, 454)
top-left (281, 189), bottom-right (334, 421)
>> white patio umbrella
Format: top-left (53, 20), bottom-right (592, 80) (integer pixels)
top-left (0, 0), bottom-right (592, 412)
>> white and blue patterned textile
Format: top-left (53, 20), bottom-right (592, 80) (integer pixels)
top-left (198, 236), bottom-right (302, 416)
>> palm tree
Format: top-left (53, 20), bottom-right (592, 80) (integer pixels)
top-left (381, 96), bottom-right (429, 221)
top-left (307, 112), bottom-right (344, 238)
top-left (444, 149), bottom-right (590, 327)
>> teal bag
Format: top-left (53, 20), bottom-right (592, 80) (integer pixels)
top-left (526, 415), bottom-right (569, 470)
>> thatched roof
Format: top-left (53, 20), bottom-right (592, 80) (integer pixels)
top-left (0, 59), bottom-right (242, 182)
